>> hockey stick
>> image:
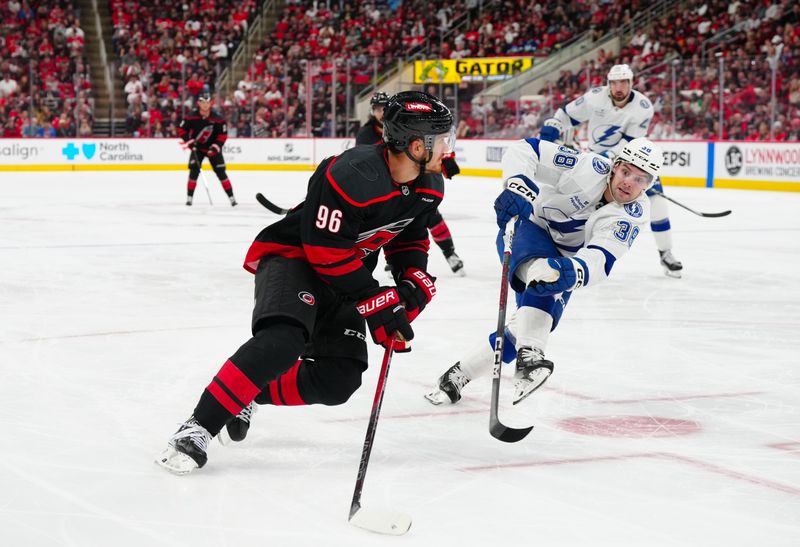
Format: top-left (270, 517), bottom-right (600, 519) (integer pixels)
top-left (192, 149), bottom-right (214, 206)
top-left (651, 189), bottom-right (731, 218)
top-left (490, 219), bottom-right (533, 443)
top-left (348, 336), bottom-right (412, 535)
top-left (255, 192), bottom-right (290, 215)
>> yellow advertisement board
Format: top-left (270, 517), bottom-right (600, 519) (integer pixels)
top-left (414, 57), bottom-right (534, 84)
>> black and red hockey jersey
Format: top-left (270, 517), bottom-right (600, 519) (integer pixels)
top-left (244, 144), bottom-right (444, 301)
top-left (178, 108), bottom-right (227, 152)
top-left (355, 119), bottom-right (383, 145)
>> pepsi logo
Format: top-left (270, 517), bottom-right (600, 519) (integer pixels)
top-left (404, 102), bottom-right (432, 112)
top-left (298, 291), bottom-right (315, 305)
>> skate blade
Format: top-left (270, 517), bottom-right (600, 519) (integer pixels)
top-left (217, 428), bottom-right (232, 446)
top-left (663, 268), bottom-right (682, 279)
top-left (423, 388), bottom-right (451, 405)
top-left (512, 368), bottom-right (552, 405)
top-left (155, 447), bottom-right (199, 475)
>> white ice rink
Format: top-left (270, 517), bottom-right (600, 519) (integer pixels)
top-left (2, 169), bottom-right (799, 546)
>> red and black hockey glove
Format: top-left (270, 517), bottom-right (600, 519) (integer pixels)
top-left (207, 143), bottom-right (221, 157)
top-left (441, 152), bottom-right (460, 179)
top-left (397, 268), bottom-right (437, 322)
top-left (356, 287), bottom-right (414, 346)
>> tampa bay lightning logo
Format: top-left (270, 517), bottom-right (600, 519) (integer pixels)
top-left (575, 97), bottom-right (585, 106)
top-left (591, 87), bottom-right (602, 93)
top-left (592, 125), bottom-right (622, 146)
top-left (592, 157), bottom-right (610, 175)
top-left (624, 202), bottom-right (643, 218)
top-left (640, 99), bottom-right (650, 109)
top-left (558, 145), bottom-right (578, 155)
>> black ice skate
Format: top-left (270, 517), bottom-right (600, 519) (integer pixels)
top-left (513, 346), bottom-right (554, 405)
top-left (424, 362), bottom-right (471, 405)
top-left (659, 250), bottom-right (683, 278)
top-left (229, 195), bottom-right (238, 207)
top-left (445, 252), bottom-right (465, 276)
top-left (185, 195), bottom-right (193, 206)
top-left (155, 418), bottom-right (212, 475)
top-left (218, 401), bottom-right (257, 446)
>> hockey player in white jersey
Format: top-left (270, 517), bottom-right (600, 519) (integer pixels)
top-left (553, 64), bottom-right (683, 278)
top-left (425, 136), bottom-right (663, 406)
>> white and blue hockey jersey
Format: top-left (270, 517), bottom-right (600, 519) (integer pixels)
top-left (501, 138), bottom-right (650, 287)
top-left (554, 86), bottom-right (653, 157)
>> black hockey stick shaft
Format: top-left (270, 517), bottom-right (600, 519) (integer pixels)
top-left (651, 189), bottom-right (731, 218)
top-left (349, 337), bottom-right (396, 519)
top-left (490, 219), bottom-right (533, 443)
top-left (255, 192), bottom-right (290, 214)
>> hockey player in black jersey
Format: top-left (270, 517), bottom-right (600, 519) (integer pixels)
top-left (157, 91), bottom-right (455, 474)
top-left (358, 91), bottom-right (465, 276)
top-left (355, 91), bottom-right (389, 145)
top-left (178, 85), bottom-right (237, 206)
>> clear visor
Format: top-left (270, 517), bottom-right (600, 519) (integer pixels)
top-left (618, 163), bottom-right (654, 188)
top-left (434, 125), bottom-right (457, 154)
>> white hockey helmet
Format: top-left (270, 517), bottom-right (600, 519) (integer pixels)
top-left (616, 137), bottom-right (663, 188)
top-left (607, 64), bottom-right (634, 83)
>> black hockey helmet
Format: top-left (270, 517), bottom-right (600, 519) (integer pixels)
top-left (370, 91), bottom-right (390, 107)
top-left (198, 85), bottom-right (212, 102)
top-left (382, 91), bottom-right (453, 154)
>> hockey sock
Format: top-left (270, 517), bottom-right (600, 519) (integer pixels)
top-left (430, 219), bottom-right (455, 255)
top-left (456, 340), bottom-right (497, 380)
top-left (649, 194), bottom-right (673, 251)
top-left (192, 322), bottom-right (306, 435)
top-left (514, 306), bottom-right (553, 351)
top-left (221, 179), bottom-right (233, 197)
top-left (257, 356), bottom-right (366, 406)
top-left (187, 179), bottom-right (197, 196)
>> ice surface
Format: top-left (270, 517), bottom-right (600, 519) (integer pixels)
top-left (1, 170), bottom-right (799, 546)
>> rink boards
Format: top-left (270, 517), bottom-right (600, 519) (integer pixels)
top-left (0, 138), bottom-right (798, 192)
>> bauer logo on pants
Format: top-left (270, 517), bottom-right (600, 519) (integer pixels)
top-left (298, 291), bottom-right (315, 305)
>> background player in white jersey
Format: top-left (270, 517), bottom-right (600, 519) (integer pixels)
top-left (425, 137), bottom-right (663, 405)
top-left (552, 64), bottom-right (682, 278)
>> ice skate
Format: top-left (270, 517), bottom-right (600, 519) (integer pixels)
top-left (512, 347), bottom-right (554, 405)
top-left (229, 195), bottom-right (238, 207)
top-left (659, 250), bottom-right (683, 278)
top-left (425, 362), bottom-right (471, 405)
top-left (445, 252), bottom-right (465, 276)
top-left (155, 418), bottom-right (212, 475)
top-left (185, 195), bottom-right (193, 206)
top-left (218, 402), bottom-right (257, 446)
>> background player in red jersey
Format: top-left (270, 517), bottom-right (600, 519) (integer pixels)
top-left (157, 91), bottom-right (455, 474)
top-left (178, 85), bottom-right (237, 206)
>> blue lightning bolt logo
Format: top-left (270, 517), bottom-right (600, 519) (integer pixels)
top-left (595, 125), bottom-right (621, 145)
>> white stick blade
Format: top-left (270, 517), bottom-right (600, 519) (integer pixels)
top-left (349, 507), bottom-right (411, 536)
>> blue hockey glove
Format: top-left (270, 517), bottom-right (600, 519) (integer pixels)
top-left (528, 257), bottom-right (585, 296)
top-left (494, 176), bottom-right (538, 228)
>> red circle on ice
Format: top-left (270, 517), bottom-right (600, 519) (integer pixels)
top-left (558, 416), bottom-right (701, 437)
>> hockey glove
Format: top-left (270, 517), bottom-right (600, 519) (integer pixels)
top-left (528, 257), bottom-right (585, 296)
top-left (356, 287), bottom-right (414, 346)
top-left (494, 176), bottom-right (538, 228)
top-left (207, 143), bottom-right (221, 157)
top-left (441, 152), bottom-right (460, 179)
top-left (397, 268), bottom-right (437, 322)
